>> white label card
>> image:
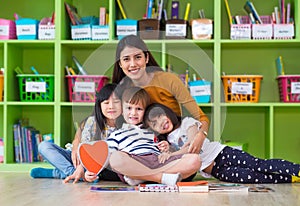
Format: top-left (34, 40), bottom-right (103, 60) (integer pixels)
top-left (72, 27), bottom-right (91, 39)
top-left (0, 25), bottom-right (9, 36)
top-left (231, 82), bottom-right (253, 94)
top-left (117, 25), bottom-right (137, 36)
top-left (192, 24), bottom-right (213, 35)
top-left (190, 85), bottom-right (211, 96)
top-left (92, 27), bottom-right (109, 40)
top-left (291, 82), bottom-right (300, 94)
top-left (166, 24), bottom-right (186, 37)
top-left (26, 82), bottom-right (46, 93)
top-left (74, 82), bottom-right (95, 93)
top-left (17, 25), bottom-right (36, 35)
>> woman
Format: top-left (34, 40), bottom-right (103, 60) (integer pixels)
top-left (30, 83), bottom-right (123, 183)
top-left (112, 34), bottom-right (209, 154)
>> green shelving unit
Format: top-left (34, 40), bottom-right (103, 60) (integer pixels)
top-left (0, 0), bottom-right (299, 172)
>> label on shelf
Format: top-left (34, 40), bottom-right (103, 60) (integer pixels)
top-left (231, 82), bottom-right (253, 94)
top-left (16, 24), bottom-right (36, 35)
top-left (273, 24), bottom-right (294, 39)
top-left (26, 82), bottom-right (46, 93)
top-left (92, 25), bottom-right (109, 40)
top-left (74, 82), bottom-right (95, 93)
top-left (38, 25), bottom-right (55, 40)
top-left (116, 25), bottom-right (137, 36)
top-left (291, 82), bottom-right (300, 94)
top-left (190, 85), bottom-right (211, 96)
top-left (166, 24), bottom-right (186, 37)
top-left (0, 25), bottom-right (9, 36)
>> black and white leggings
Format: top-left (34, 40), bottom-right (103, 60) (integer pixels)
top-left (211, 146), bottom-right (300, 183)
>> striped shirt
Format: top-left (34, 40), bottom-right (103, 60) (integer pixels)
top-left (106, 123), bottom-right (160, 155)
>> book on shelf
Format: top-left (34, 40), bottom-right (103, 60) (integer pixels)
top-left (90, 185), bottom-right (136, 192)
top-left (138, 184), bottom-right (178, 192)
top-left (276, 56), bottom-right (285, 75)
top-left (64, 2), bottom-right (83, 25)
top-left (176, 180), bottom-right (209, 193)
top-left (209, 183), bottom-right (249, 193)
top-left (243, 1), bottom-right (263, 24)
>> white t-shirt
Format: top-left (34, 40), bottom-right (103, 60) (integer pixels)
top-left (168, 117), bottom-right (225, 177)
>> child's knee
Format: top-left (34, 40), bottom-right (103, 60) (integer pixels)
top-left (38, 141), bottom-right (52, 153)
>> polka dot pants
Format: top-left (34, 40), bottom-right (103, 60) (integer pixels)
top-left (211, 146), bottom-right (300, 183)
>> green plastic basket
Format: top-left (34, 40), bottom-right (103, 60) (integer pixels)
top-left (17, 74), bottom-right (54, 102)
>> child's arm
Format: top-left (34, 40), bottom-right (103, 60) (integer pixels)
top-left (158, 124), bottom-right (205, 163)
top-left (71, 127), bottom-right (82, 168)
top-left (188, 120), bottom-right (208, 153)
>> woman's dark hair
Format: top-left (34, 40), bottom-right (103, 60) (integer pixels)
top-left (143, 103), bottom-right (181, 141)
top-left (112, 35), bottom-right (162, 84)
top-left (80, 83), bottom-right (121, 140)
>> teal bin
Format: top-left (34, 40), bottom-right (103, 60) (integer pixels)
top-left (189, 80), bottom-right (211, 103)
top-left (116, 19), bottom-right (138, 39)
top-left (16, 18), bottom-right (39, 40)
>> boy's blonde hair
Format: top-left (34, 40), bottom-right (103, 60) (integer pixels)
top-left (122, 87), bottom-right (151, 109)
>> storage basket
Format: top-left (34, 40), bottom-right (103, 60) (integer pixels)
top-left (189, 80), bottom-right (211, 103)
top-left (230, 16), bottom-right (251, 40)
top-left (17, 74), bottom-right (54, 102)
top-left (0, 18), bottom-right (17, 39)
top-left (66, 75), bottom-right (109, 102)
top-left (252, 16), bottom-right (273, 40)
top-left (221, 75), bottom-right (263, 103)
top-left (71, 16), bottom-right (98, 40)
top-left (277, 75), bottom-right (300, 102)
top-left (15, 18), bottom-right (39, 40)
top-left (0, 75), bottom-right (3, 101)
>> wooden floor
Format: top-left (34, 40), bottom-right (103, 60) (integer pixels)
top-left (1, 172), bottom-right (300, 206)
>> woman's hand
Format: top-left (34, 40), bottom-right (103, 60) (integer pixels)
top-left (188, 132), bottom-right (203, 154)
top-left (157, 140), bottom-right (169, 152)
top-left (63, 164), bottom-right (85, 184)
top-left (85, 171), bottom-right (99, 182)
top-left (158, 152), bottom-right (171, 164)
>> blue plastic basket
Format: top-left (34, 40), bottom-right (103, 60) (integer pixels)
top-left (116, 19), bottom-right (138, 39)
top-left (16, 18), bottom-right (39, 40)
top-left (71, 16), bottom-right (98, 40)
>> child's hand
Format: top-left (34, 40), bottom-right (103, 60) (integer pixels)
top-left (63, 165), bottom-right (85, 184)
top-left (157, 140), bottom-right (169, 152)
top-left (85, 171), bottom-right (99, 182)
top-left (158, 152), bottom-right (171, 163)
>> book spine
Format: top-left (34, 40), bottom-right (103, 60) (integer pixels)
top-left (286, 3), bottom-right (291, 23)
top-left (99, 7), bottom-right (106, 25)
top-left (147, 0), bottom-right (154, 19)
top-left (171, 1), bottom-right (179, 19)
top-left (13, 124), bottom-right (20, 163)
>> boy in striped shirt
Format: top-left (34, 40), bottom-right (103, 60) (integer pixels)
top-left (106, 87), bottom-right (201, 186)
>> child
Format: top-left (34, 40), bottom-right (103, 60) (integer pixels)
top-left (30, 84), bottom-right (123, 183)
top-left (84, 87), bottom-right (201, 186)
top-left (143, 103), bottom-right (300, 184)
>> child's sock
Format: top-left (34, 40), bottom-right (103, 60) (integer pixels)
top-left (292, 175), bottom-right (300, 183)
top-left (161, 173), bottom-right (182, 186)
top-left (124, 175), bottom-right (144, 186)
top-left (30, 167), bottom-right (54, 178)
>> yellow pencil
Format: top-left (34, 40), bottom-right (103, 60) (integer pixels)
top-left (116, 0), bottom-right (127, 19)
top-left (184, 3), bottom-right (191, 21)
top-left (224, 0), bottom-right (233, 25)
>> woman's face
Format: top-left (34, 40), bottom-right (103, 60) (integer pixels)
top-left (119, 46), bottom-right (148, 81)
top-left (100, 93), bottom-right (122, 121)
top-left (147, 114), bottom-right (173, 134)
top-left (122, 100), bottom-right (145, 125)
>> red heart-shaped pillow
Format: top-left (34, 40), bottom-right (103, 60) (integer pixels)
top-left (78, 140), bottom-right (109, 175)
